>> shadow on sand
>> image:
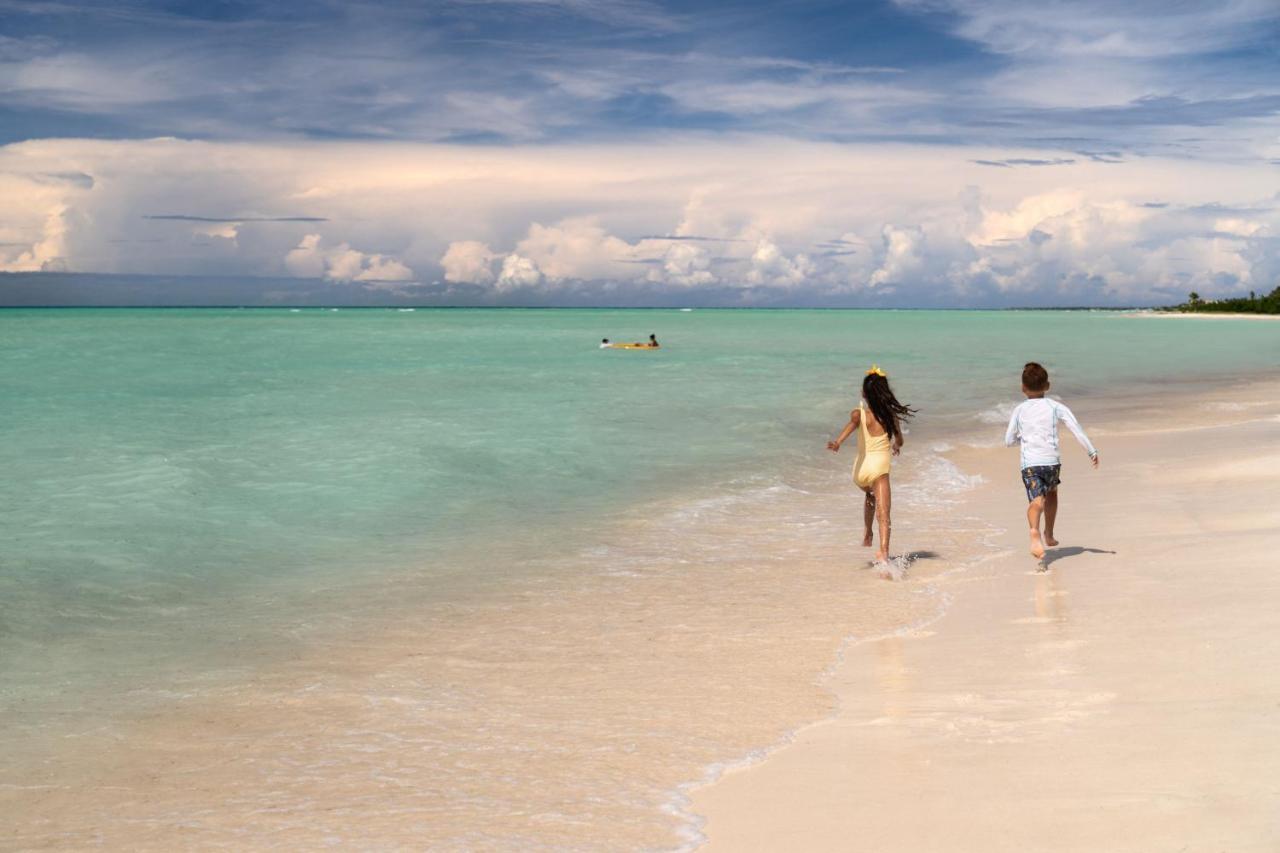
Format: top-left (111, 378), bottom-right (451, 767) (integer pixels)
top-left (1041, 546), bottom-right (1116, 570)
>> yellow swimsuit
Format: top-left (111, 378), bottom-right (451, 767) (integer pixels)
top-left (853, 403), bottom-right (892, 490)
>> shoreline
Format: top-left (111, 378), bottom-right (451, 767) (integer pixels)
top-left (1125, 310), bottom-right (1280, 320)
top-left (690, 373), bottom-right (1280, 851)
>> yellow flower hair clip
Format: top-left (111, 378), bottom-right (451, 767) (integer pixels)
top-left (866, 364), bottom-right (886, 377)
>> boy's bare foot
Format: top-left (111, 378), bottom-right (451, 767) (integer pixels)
top-left (1029, 530), bottom-right (1045, 559)
top-left (1044, 534), bottom-right (1059, 547)
top-left (862, 531), bottom-right (874, 547)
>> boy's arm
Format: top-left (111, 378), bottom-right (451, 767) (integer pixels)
top-left (1003, 407), bottom-right (1020, 447)
top-left (1057, 403), bottom-right (1099, 463)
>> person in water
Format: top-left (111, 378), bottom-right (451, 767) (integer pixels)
top-left (1003, 362), bottom-right (1099, 563)
top-left (600, 338), bottom-right (611, 348)
top-left (647, 334), bottom-right (660, 348)
top-left (827, 365), bottom-right (916, 565)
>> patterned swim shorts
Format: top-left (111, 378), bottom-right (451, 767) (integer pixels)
top-left (1020, 464), bottom-right (1061, 502)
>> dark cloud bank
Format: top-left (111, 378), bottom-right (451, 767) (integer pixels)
top-left (0, 272), bottom-right (1158, 309)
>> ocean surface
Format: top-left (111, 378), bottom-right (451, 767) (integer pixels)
top-left (2, 308), bottom-right (1277, 848)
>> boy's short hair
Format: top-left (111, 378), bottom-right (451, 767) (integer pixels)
top-left (1022, 362), bottom-right (1050, 391)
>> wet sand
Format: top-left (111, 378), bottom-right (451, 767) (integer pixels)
top-left (692, 378), bottom-right (1280, 851)
top-left (1, 449), bottom-right (977, 850)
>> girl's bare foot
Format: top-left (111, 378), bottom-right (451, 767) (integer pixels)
top-left (1029, 530), bottom-right (1045, 559)
top-left (874, 550), bottom-right (889, 563)
top-left (862, 531), bottom-right (874, 547)
top-left (1044, 534), bottom-right (1059, 547)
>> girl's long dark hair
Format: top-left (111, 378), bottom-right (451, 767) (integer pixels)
top-left (862, 373), bottom-right (916, 442)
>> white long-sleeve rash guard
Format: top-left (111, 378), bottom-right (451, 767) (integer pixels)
top-left (1004, 397), bottom-right (1097, 469)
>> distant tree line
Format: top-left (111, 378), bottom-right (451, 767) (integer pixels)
top-left (1169, 285), bottom-right (1280, 314)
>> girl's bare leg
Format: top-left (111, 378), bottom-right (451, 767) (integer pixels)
top-left (862, 491), bottom-right (875, 547)
top-left (873, 475), bottom-right (892, 562)
top-left (1043, 489), bottom-right (1059, 546)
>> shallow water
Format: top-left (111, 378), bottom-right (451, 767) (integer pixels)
top-left (2, 308), bottom-right (1276, 847)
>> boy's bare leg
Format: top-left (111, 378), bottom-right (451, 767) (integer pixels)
top-left (862, 491), bottom-right (875, 547)
top-left (1043, 489), bottom-right (1059, 547)
top-left (1027, 495), bottom-right (1046, 558)
top-left (873, 475), bottom-right (892, 562)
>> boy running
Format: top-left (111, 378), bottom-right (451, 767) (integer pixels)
top-left (1004, 362), bottom-right (1099, 562)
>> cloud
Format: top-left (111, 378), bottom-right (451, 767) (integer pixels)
top-left (4, 136), bottom-right (1280, 306)
top-left (514, 218), bottom-right (636, 280)
top-left (441, 240), bottom-right (498, 284)
top-left (496, 253), bottom-right (542, 289)
top-left (894, 0), bottom-right (1280, 60)
top-left (869, 225), bottom-right (928, 289)
top-left (285, 234), bottom-right (414, 283)
top-left (0, 204), bottom-right (70, 272)
top-left (1031, 94), bottom-right (1280, 128)
top-left (651, 240), bottom-right (715, 287)
top-left (1078, 151), bottom-right (1126, 163)
top-left (144, 214), bottom-right (328, 222)
top-left (744, 239), bottom-right (812, 287)
top-left (972, 158), bottom-right (1077, 168)
top-left (637, 235), bottom-right (746, 243)
top-left (440, 218), bottom-right (824, 292)
top-left (449, 0), bottom-right (683, 33)
top-left (11, 170), bottom-right (96, 188)
top-left (0, 34), bottom-right (59, 62)
top-left (2, 0), bottom-right (1274, 160)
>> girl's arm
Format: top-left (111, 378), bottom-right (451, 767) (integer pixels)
top-left (892, 429), bottom-right (904, 456)
top-left (827, 409), bottom-right (860, 452)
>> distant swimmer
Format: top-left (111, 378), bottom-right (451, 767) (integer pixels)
top-left (600, 335), bottom-right (660, 350)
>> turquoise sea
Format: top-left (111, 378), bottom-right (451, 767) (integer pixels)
top-left (2, 308), bottom-right (1277, 846)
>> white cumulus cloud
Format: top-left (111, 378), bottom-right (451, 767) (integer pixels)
top-left (3, 137), bottom-right (1279, 305)
top-left (496, 254), bottom-right (543, 289)
top-left (440, 240), bottom-right (498, 284)
top-left (285, 234), bottom-right (414, 282)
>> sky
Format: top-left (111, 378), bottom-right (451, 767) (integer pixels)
top-left (1, 0), bottom-right (1278, 306)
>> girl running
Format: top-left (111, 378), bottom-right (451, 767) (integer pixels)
top-left (827, 366), bottom-right (917, 565)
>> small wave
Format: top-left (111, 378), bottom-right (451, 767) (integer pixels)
top-left (660, 481), bottom-right (810, 524)
top-left (900, 454), bottom-right (985, 511)
top-left (875, 554), bottom-right (911, 581)
top-left (976, 401), bottom-right (1018, 424)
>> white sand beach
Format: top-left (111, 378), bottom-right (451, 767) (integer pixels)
top-left (692, 377), bottom-right (1280, 851)
top-left (1127, 312), bottom-right (1280, 321)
